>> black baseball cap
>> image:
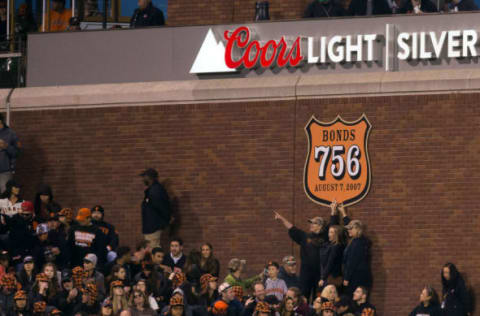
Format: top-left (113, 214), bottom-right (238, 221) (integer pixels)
top-left (139, 168), bottom-right (158, 178)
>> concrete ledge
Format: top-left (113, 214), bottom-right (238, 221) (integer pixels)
top-left (4, 69), bottom-right (480, 110)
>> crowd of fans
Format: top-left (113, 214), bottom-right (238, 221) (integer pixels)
top-left (0, 175), bottom-right (473, 316)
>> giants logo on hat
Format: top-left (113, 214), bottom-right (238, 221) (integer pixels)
top-left (304, 114), bottom-right (372, 207)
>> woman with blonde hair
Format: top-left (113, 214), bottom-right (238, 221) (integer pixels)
top-left (320, 285), bottom-right (338, 304)
top-left (318, 224), bottom-right (345, 289)
top-left (110, 280), bottom-right (129, 315)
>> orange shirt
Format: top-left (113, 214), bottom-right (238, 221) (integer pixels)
top-left (43, 9), bottom-right (72, 32)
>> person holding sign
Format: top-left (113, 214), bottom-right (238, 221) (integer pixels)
top-left (274, 206), bottom-right (338, 302)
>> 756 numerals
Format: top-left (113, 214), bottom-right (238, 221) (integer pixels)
top-left (314, 145), bottom-right (361, 180)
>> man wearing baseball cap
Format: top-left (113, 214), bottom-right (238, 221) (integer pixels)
top-left (91, 205), bottom-right (119, 256)
top-left (278, 255), bottom-right (300, 289)
top-left (274, 201), bottom-right (339, 301)
top-left (65, 208), bottom-right (107, 270)
top-left (139, 168), bottom-right (171, 248)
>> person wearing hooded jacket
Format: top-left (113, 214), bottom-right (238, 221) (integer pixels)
top-left (274, 208), bottom-right (338, 301)
top-left (441, 263), bottom-right (471, 316)
top-left (34, 185), bottom-right (61, 223)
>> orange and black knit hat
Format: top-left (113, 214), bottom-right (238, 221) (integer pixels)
top-left (1, 273), bottom-right (17, 290)
top-left (321, 301), bottom-right (336, 312)
top-left (255, 301), bottom-right (271, 313)
top-left (361, 307), bottom-right (375, 316)
top-left (14, 290), bottom-right (27, 300)
top-left (58, 208), bottom-right (74, 221)
top-left (33, 301), bottom-right (47, 313)
top-left (36, 273), bottom-right (49, 283)
top-left (72, 266), bottom-right (86, 288)
top-left (170, 296), bottom-right (184, 306)
top-left (110, 280), bottom-right (124, 288)
top-left (232, 286), bottom-right (244, 300)
top-left (212, 300), bottom-right (229, 315)
top-left (172, 272), bottom-right (186, 288)
top-left (200, 274), bottom-right (217, 291)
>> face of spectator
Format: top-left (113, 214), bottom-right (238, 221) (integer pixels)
top-left (138, 0), bottom-right (149, 10)
top-left (115, 267), bottom-right (126, 280)
top-left (40, 194), bottom-right (50, 204)
top-left (337, 306), bottom-right (348, 314)
top-left (38, 233), bottom-right (48, 242)
top-left (24, 262), bottom-right (34, 272)
top-left (170, 241), bottom-right (182, 257)
top-left (78, 217), bottom-right (91, 226)
top-left (286, 299), bottom-right (295, 312)
top-left (258, 312), bottom-right (269, 316)
top-left (254, 283), bottom-right (266, 301)
top-left (47, 219), bottom-right (58, 230)
top-left (92, 210), bottom-right (102, 221)
top-left (137, 281), bottom-right (146, 293)
top-left (348, 226), bottom-right (360, 238)
top-left (152, 251), bottom-right (164, 265)
top-left (201, 245), bottom-right (211, 258)
top-left (223, 287), bottom-right (235, 302)
top-left (82, 292), bottom-right (90, 303)
top-left (171, 306), bottom-right (184, 316)
top-left (102, 305), bottom-right (113, 315)
top-left (309, 222), bottom-right (322, 234)
top-left (113, 286), bottom-right (124, 296)
top-left (286, 290), bottom-right (297, 304)
top-left (63, 280), bottom-right (73, 290)
top-left (284, 262), bottom-right (296, 275)
top-left (328, 227), bottom-right (337, 243)
top-left (322, 311), bottom-right (334, 316)
top-left (420, 288), bottom-right (431, 303)
top-left (83, 260), bottom-right (95, 272)
top-left (323, 285), bottom-right (338, 301)
top-left (59, 215), bottom-right (67, 224)
top-left (15, 298), bottom-right (27, 309)
top-left (208, 280), bottom-right (217, 291)
top-left (267, 266), bottom-right (279, 279)
top-left (353, 288), bottom-right (365, 303)
top-left (44, 265), bottom-right (54, 279)
top-left (142, 175), bottom-right (153, 187)
top-left (39, 280), bottom-right (49, 291)
top-left (133, 292), bottom-right (145, 306)
top-left (313, 297), bottom-right (322, 311)
top-left (443, 267), bottom-right (450, 281)
top-left (11, 186), bottom-right (20, 196)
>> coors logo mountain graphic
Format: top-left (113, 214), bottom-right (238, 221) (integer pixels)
top-left (190, 27), bottom-right (304, 74)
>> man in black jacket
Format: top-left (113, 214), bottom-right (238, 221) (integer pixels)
top-left (130, 0), bottom-right (165, 28)
top-left (66, 208), bottom-right (108, 270)
top-left (140, 168), bottom-right (171, 248)
top-left (278, 256), bottom-right (300, 289)
top-left (274, 208), bottom-right (338, 302)
top-left (91, 205), bottom-right (119, 254)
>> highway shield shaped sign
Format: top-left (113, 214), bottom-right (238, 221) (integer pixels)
top-left (304, 114), bottom-right (372, 207)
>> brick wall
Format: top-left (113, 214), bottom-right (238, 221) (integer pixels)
top-left (11, 92), bottom-right (480, 315)
top-left (167, 0), bottom-right (308, 26)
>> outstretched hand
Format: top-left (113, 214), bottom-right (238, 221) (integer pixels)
top-left (273, 211), bottom-right (283, 221)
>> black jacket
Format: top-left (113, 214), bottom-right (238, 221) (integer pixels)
top-left (320, 242), bottom-right (344, 282)
top-left (343, 236), bottom-right (371, 286)
top-left (16, 269), bottom-right (36, 293)
top-left (92, 219), bottom-right (119, 251)
top-left (348, 0), bottom-right (392, 15)
top-left (130, 2), bottom-right (165, 28)
top-left (6, 214), bottom-right (37, 259)
top-left (162, 253), bottom-right (186, 270)
top-left (304, 0), bottom-right (347, 17)
top-left (66, 223), bottom-right (107, 269)
top-left (398, 0), bottom-right (437, 13)
top-left (288, 215), bottom-right (337, 269)
top-left (278, 267), bottom-right (301, 289)
top-left (141, 181), bottom-right (171, 234)
top-left (409, 303), bottom-right (442, 316)
top-left (442, 276), bottom-right (471, 316)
